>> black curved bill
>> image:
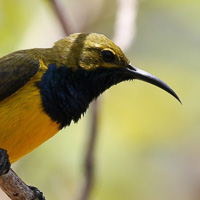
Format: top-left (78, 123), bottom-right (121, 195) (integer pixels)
top-left (126, 64), bottom-right (181, 103)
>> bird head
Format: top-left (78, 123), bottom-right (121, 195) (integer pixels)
top-left (52, 33), bottom-right (128, 70)
top-left (51, 33), bottom-right (180, 103)
top-left (39, 33), bottom-right (181, 127)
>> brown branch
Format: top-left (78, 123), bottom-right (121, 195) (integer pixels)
top-left (80, 0), bottom-right (138, 200)
top-left (0, 169), bottom-right (39, 200)
top-left (49, 1), bottom-right (138, 200)
top-left (48, 1), bottom-right (98, 199)
top-left (48, 1), bottom-right (99, 199)
top-left (80, 100), bottom-right (99, 200)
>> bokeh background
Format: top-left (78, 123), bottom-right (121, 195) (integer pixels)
top-left (0, 0), bottom-right (200, 199)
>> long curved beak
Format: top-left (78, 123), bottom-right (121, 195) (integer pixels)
top-left (126, 64), bottom-right (181, 103)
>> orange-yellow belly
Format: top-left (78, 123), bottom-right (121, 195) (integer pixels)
top-left (0, 72), bottom-right (60, 163)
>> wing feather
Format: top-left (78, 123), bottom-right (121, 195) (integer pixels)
top-left (0, 51), bottom-right (40, 101)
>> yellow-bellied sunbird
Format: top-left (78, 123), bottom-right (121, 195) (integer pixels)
top-left (0, 33), bottom-right (180, 198)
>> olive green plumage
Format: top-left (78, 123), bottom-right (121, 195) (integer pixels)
top-left (0, 33), bottom-right (131, 101)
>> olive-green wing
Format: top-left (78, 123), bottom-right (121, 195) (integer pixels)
top-left (0, 50), bottom-right (40, 102)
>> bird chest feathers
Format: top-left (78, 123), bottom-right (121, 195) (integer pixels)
top-left (0, 70), bottom-right (60, 163)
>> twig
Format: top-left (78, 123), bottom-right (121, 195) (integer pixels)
top-left (80, 100), bottom-right (99, 200)
top-left (80, 0), bottom-right (138, 200)
top-left (48, 1), bottom-right (98, 199)
top-left (113, 0), bottom-right (138, 49)
top-left (0, 1), bottom-right (74, 199)
top-left (49, 0), bottom-right (73, 35)
top-left (48, 1), bottom-right (99, 199)
top-left (0, 169), bottom-right (39, 200)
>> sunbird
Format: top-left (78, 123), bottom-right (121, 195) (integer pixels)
top-left (0, 33), bottom-right (180, 198)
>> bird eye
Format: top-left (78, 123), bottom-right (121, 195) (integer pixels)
top-left (101, 50), bottom-right (115, 63)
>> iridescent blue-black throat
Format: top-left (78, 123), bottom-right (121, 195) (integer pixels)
top-left (37, 64), bottom-right (129, 129)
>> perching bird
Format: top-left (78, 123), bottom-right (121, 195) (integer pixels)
top-left (0, 33), bottom-right (180, 198)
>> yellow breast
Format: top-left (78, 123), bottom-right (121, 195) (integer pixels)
top-left (0, 71), bottom-right (60, 163)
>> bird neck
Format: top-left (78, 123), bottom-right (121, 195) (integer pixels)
top-left (38, 64), bottom-right (126, 129)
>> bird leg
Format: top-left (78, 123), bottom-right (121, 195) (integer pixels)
top-left (29, 186), bottom-right (46, 200)
top-left (0, 148), bottom-right (46, 200)
top-left (0, 148), bottom-right (11, 175)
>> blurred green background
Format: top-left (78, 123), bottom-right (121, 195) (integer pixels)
top-left (0, 0), bottom-right (200, 199)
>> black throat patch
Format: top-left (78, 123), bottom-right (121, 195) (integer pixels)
top-left (37, 64), bottom-right (128, 129)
